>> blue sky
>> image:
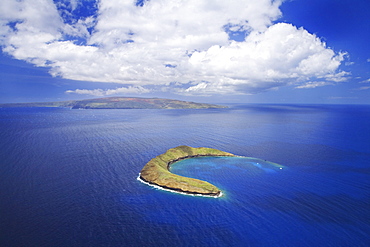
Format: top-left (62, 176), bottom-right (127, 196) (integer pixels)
top-left (0, 0), bottom-right (369, 104)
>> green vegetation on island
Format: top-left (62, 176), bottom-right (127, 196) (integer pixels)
top-left (139, 145), bottom-right (235, 197)
top-left (0, 97), bottom-right (227, 109)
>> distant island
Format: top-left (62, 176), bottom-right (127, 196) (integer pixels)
top-left (138, 145), bottom-right (235, 197)
top-left (0, 97), bottom-right (227, 109)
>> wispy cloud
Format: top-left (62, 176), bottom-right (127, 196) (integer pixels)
top-left (295, 81), bottom-right (335, 89)
top-left (0, 0), bottom-right (348, 95)
top-left (354, 86), bottom-right (370, 91)
top-left (328, 96), bottom-right (358, 100)
top-left (66, 86), bottom-right (150, 96)
top-left (360, 78), bottom-right (370, 83)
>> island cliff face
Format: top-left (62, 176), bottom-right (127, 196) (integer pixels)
top-left (139, 145), bottom-right (235, 197)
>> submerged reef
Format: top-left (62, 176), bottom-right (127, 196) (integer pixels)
top-left (139, 145), bottom-right (235, 197)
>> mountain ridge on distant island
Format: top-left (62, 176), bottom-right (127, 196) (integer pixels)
top-left (0, 97), bottom-right (227, 109)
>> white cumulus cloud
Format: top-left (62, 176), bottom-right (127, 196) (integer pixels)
top-left (0, 0), bottom-right (348, 96)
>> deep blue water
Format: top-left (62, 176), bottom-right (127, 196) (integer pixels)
top-left (0, 104), bottom-right (369, 246)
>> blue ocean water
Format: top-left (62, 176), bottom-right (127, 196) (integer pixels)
top-left (0, 104), bottom-right (369, 246)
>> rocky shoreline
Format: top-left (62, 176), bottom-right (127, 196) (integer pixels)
top-left (139, 146), bottom-right (235, 197)
top-left (137, 175), bottom-right (224, 197)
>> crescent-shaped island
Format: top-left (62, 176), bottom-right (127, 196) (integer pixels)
top-left (138, 145), bottom-right (235, 197)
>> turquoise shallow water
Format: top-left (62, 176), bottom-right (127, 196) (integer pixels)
top-left (0, 104), bottom-right (369, 246)
top-left (171, 156), bottom-right (285, 197)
